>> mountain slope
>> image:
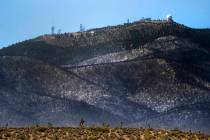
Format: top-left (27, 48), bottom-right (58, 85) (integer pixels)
top-left (0, 56), bottom-right (156, 124)
top-left (0, 56), bottom-right (125, 126)
top-left (0, 20), bottom-right (210, 133)
top-left (1, 20), bottom-right (209, 65)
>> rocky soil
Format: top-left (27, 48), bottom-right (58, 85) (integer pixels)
top-left (0, 127), bottom-right (209, 140)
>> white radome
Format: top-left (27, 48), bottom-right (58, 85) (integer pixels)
top-left (166, 14), bottom-right (173, 21)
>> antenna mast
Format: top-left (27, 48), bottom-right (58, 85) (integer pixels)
top-left (51, 26), bottom-right (55, 35)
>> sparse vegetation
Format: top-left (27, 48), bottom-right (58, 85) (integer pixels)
top-left (0, 127), bottom-right (209, 140)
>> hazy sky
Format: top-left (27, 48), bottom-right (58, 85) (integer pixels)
top-left (0, 0), bottom-right (210, 48)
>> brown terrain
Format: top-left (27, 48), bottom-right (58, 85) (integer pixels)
top-left (0, 127), bottom-right (210, 140)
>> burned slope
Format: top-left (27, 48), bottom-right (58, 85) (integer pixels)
top-left (0, 19), bottom-right (210, 132)
top-left (0, 56), bottom-right (156, 125)
top-left (0, 56), bottom-right (127, 126)
top-left (0, 35), bottom-right (210, 131)
top-left (133, 102), bottom-right (210, 134)
top-left (67, 58), bottom-right (210, 113)
top-left (61, 36), bottom-right (210, 132)
top-left (0, 88), bottom-right (122, 126)
top-left (1, 20), bottom-right (209, 66)
top-left (0, 41), bottom-right (121, 65)
top-left (65, 36), bottom-right (210, 112)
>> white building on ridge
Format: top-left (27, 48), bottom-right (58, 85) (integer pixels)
top-left (166, 14), bottom-right (173, 22)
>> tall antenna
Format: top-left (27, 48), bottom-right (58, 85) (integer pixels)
top-left (51, 26), bottom-right (55, 35)
top-left (58, 29), bottom-right (61, 34)
top-left (127, 19), bottom-right (130, 24)
top-left (80, 24), bottom-right (85, 32)
top-left (80, 24), bottom-right (83, 32)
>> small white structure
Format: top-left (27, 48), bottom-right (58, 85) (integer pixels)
top-left (90, 31), bottom-right (95, 36)
top-left (72, 32), bottom-right (82, 38)
top-left (166, 14), bottom-right (173, 22)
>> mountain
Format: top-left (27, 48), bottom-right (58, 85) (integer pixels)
top-left (0, 19), bottom-right (210, 133)
top-left (0, 56), bottom-right (123, 126)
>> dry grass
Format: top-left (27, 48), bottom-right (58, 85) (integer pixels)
top-left (0, 127), bottom-right (209, 140)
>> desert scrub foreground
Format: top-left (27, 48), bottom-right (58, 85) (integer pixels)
top-left (0, 127), bottom-right (209, 140)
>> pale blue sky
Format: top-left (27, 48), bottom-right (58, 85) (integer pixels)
top-left (0, 0), bottom-right (210, 48)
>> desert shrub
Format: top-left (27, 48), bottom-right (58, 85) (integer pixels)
top-left (89, 127), bottom-right (109, 133)
top-left (17, 134), bottom-right (26, 140)
top-left (47, 122), bottom-right (53, 127)
top-left (143, 129), bottom-right (155, 139)
top-left (36, 127), bottom-right (48, 133)
top-left (4, 132), bottom-right (11, 137)
top-left (102, 122), bottom-right (110, 128)
top-left (119, 122), bottom-right (123, 128)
